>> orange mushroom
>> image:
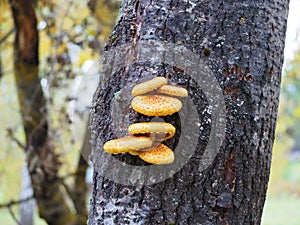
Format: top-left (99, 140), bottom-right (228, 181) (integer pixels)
top-left (137, 144), bottom-right (175, 164)
top-left (103, 136), bottom-right (153, 154)
top-left (157, 85), bottom-right (188, 97)
top-left (128, 122), bottom-right (176, 140)
top-left (102, 77), bottom-right (188, 165)
top-left (128, 150), bottom-right (140, 156)
top-left (131, 95), bottom-right (182, 116)
top-left (131, 77), bottom-right (168, 96)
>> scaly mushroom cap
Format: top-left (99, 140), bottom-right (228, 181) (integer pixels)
top-left (137, 144), bottom-right (174, 164)
top-left (103, 136), bottom-right (153, 154)
top-left (157, 85), bottom-right (188, 97)
top-left (131, 77), bottom-right (168, 96)
top-left (131, 95), bottom-right (182, 116)
top-left (128, 122), bottom-right (176, 140)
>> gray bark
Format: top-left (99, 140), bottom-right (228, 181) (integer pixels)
top-left (20, 163), bottom-right (34, 225)
top-left (89, 0), bottom-right (289, 224)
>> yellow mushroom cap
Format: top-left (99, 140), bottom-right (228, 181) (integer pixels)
top-left (128, 150), bottom-right (139, 156)
top-left (157, 85), bottom-right (188, 97)
top-left (131, 95), bottom-right (182, 116)
top-left (137, 144), bottom-right (174, 164)
top-left (128, 122), bottom-right (176, 140)
top-left (103, 136), bottom-right (153, 154)
top-left (131, 77), bottom-right (168, 96)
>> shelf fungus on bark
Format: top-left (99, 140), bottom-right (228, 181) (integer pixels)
top-left (131, 95), bottom-right (182, 116)
top-left (157, 85), bottom-right (188, 97)
top-left (103, 77), bottom-right (188, 165)
top-left (103, 136), bottom-right (153, 154)
top-left (128, 122), bottom-right (176, 141)
top-left (131, 77), bottom-right (168, 96)
top-left (135, 144), bottom-right (175, 165)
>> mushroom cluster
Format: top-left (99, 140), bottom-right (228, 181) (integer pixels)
top-left (103, 77), bottom-right (188, 165)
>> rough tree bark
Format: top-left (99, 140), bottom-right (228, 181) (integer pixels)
top-left (89, 0), bottom-right (289, 224)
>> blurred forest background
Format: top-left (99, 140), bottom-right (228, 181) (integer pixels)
top-left (0, 0), bottom-right (299, 224)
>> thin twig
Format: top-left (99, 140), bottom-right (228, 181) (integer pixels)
top-left (0, 28), bottom-right (15, 45)
top-left (7, 206), bottom-right (22, 225)
top-left (0, 196), bottom-right (34, 209)
top-left (6, 128), bottom-right (27, 150)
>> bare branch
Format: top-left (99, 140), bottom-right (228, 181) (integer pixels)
top-left (6, 128), bottom-right (27, 150)
top-left (7, 206), bottom-right (22, 225)
top-left (0, 196), bottom-right (34, 209)
top-left (0, 27), bottom-right (15, 45)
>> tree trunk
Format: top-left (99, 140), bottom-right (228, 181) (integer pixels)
top-left (73, 127), bottom-right (91, 225)
top-left (89, 0), bottom-right (289, 224)
top-left (9, 0), bottom-right (79, 224)
top-left (20, 163), bottom-right (34, 225)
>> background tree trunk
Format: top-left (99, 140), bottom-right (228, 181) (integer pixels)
top-left (89, 0), bottom-right (289, 224)
top-left (9, 0), bottom-right (79, 224)
top-left (20, 163), bottom-right (34, 225)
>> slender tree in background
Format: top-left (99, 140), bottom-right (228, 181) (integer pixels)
top-left (89, 1), bottom-right (289, 225)
top-left (2, 0), bottom-right (120, 224)
top-left (9, 0), bottom-right (80, 224)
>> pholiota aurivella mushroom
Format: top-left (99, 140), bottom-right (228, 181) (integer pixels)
top-left (128, 122), bottom-right (176, 141)
top-left (131, 77), bottom-right (168, 96)
top-left (103, 136), bottom-right (153, 154)
top-left (131, 95), bottom-right (182, 117)
top-left (157, 84), bottom-right (188, 97)
top-left (134, 144), bottom-right (175, 165)
top-left (103, 77), bottom-right (188, 165)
